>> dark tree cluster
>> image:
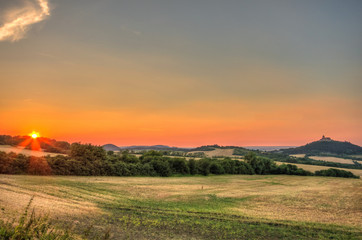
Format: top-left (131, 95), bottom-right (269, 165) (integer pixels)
top-left (0, 135), bottom-right (27, 146)
top-left (315, 168), bottom-right (359, 178)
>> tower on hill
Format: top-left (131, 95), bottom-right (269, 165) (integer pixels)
top-left (320, 135), bottom-right (332, 141)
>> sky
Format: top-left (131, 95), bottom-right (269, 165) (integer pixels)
top-left (0, 0), bottom-right (361, 147)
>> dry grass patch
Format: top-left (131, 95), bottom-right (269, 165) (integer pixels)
top-left (231, 176), bottom-right (362, 227)
top-left (190, 148), bottom-right (235, 157)
top-left (309, 156), bottom-right (355, 164)
top-left (0, 177), bottom-right (99, 223)
top-left (290, 154), bottom-right (306, 158)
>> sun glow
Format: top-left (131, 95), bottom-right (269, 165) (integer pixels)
top-left (30, 131), bottom-right (40, 139)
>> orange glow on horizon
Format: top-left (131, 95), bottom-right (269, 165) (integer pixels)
top-left (16, 131), bottom-right (41, 151)
top-left (1, 97), bottom-right (361, 147)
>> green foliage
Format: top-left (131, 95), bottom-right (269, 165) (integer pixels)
top-left (188, 159), bottom-right (197, 175)
top-left (69, 143), bottom-right (107, 175)
top-left (142, 150), bottom-right (163, 158)
top-left (209, 163), bottom-right (224, 174)
top-left (315, 168), bottom-right (360, 178)
top-left (187, 152), bottom-right (207, 158)
top-left (232, 147), bottom-right (251, 156)
top-left (168, 158), bottom-right (189, 174)
top-left (272, 164), bottom-right (313, 176)
top-left (197, 159), bottom-right (211, 176)
top-left (192, 145), bottom-right (219, 151)
top-left (120, 151), bottom-right (140, 164)
top-left (245, 152), bottom-right (276, 174)
top-left (150, 160), bottom-right (172, 177)
top-left (27, 157), bottom-right (52, 175)
top-left (0, 152), bottom-right (28, 174)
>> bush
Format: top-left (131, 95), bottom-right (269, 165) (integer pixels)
top-left (168, 158), bottom-right (189, 174)
top-left (234, 161), bottom-right (254, 175)
top-left (150, 160), bottom-right (172, 177)
top-left (113, 161), bottom-right (131, 176)
top-left (210, 163), bottom-right (225, 174)
top-left (315, 168), bottom-right (359, 178)
top-left (188, 159), bottom-right (197, 175)
top-left (27, 157), bottom-right (52, 175)
top-left (245, 152), bottom-right (276, 174)
top-left (272, 164), bottom-right (313, 176)
top-left (197, 159), bottom-right (211, 176)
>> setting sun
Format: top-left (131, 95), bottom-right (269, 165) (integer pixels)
top-left (30, 131), bottom-right (39, 139)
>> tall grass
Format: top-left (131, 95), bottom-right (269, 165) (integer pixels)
top-left (0, 196), bottom-right (73, 240)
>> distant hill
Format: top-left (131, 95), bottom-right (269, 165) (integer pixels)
top-left (192, 144), bottom-right (247, 151)
top-left (102, 144), bottom-right (121, 151)
top-left (191, 145), bottom-right (252, 157)
top-left (281, 136), bottom-right (362, 155)
top-left (102, 144), bottom-right (192, 152)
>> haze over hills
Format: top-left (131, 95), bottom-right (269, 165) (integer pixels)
top-left (103, 137), bottom-right (362, 155)
top-left (244, 146), bottom-right (295, 151)
top-left (281, 136), bottom-right (362, 155)
top-left (2, 134), bottom-right (361, 156)
top-left (102, 144), bottom-right (192, 152)
top-left (102, 143), bottom-right (295, 153)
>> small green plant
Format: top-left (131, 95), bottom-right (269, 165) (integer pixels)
top-left (0, 196), bottom-right (73, 240)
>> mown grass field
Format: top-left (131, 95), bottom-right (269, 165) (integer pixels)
top-left (309, 156), bottom-right (355, 165)
top-left (1, 175), bottom-right (361, 239)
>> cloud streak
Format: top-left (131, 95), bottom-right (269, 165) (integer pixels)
top-left (0, 0), bottom-right (50, 42)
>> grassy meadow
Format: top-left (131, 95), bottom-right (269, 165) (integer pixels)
top-left (309, 156), bottom-right (356, 165)
top-left (0, 174), bottom-right (361, 239)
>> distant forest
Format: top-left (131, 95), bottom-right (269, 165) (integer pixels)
top-left (0, 142), bottom-right (359, 179)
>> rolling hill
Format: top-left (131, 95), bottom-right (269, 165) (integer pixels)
top-left (281, 136), bottom-right (362, 155)
top-left (102, 144), bottom-right (121, 151)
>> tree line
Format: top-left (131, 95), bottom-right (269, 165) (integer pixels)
top-left (0, 143), bottom-right (359, 178)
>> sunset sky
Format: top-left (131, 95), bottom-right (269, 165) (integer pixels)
top-left (0, 0), bottom-right (361, 147)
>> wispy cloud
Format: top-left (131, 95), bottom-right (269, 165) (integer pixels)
top-left (0, 0), bottom-right (50, 42)
top-left (121, 25), bottom-right (142, 36)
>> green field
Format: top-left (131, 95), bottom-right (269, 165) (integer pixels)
top-left (0, 174), bottom-right (361, 239)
